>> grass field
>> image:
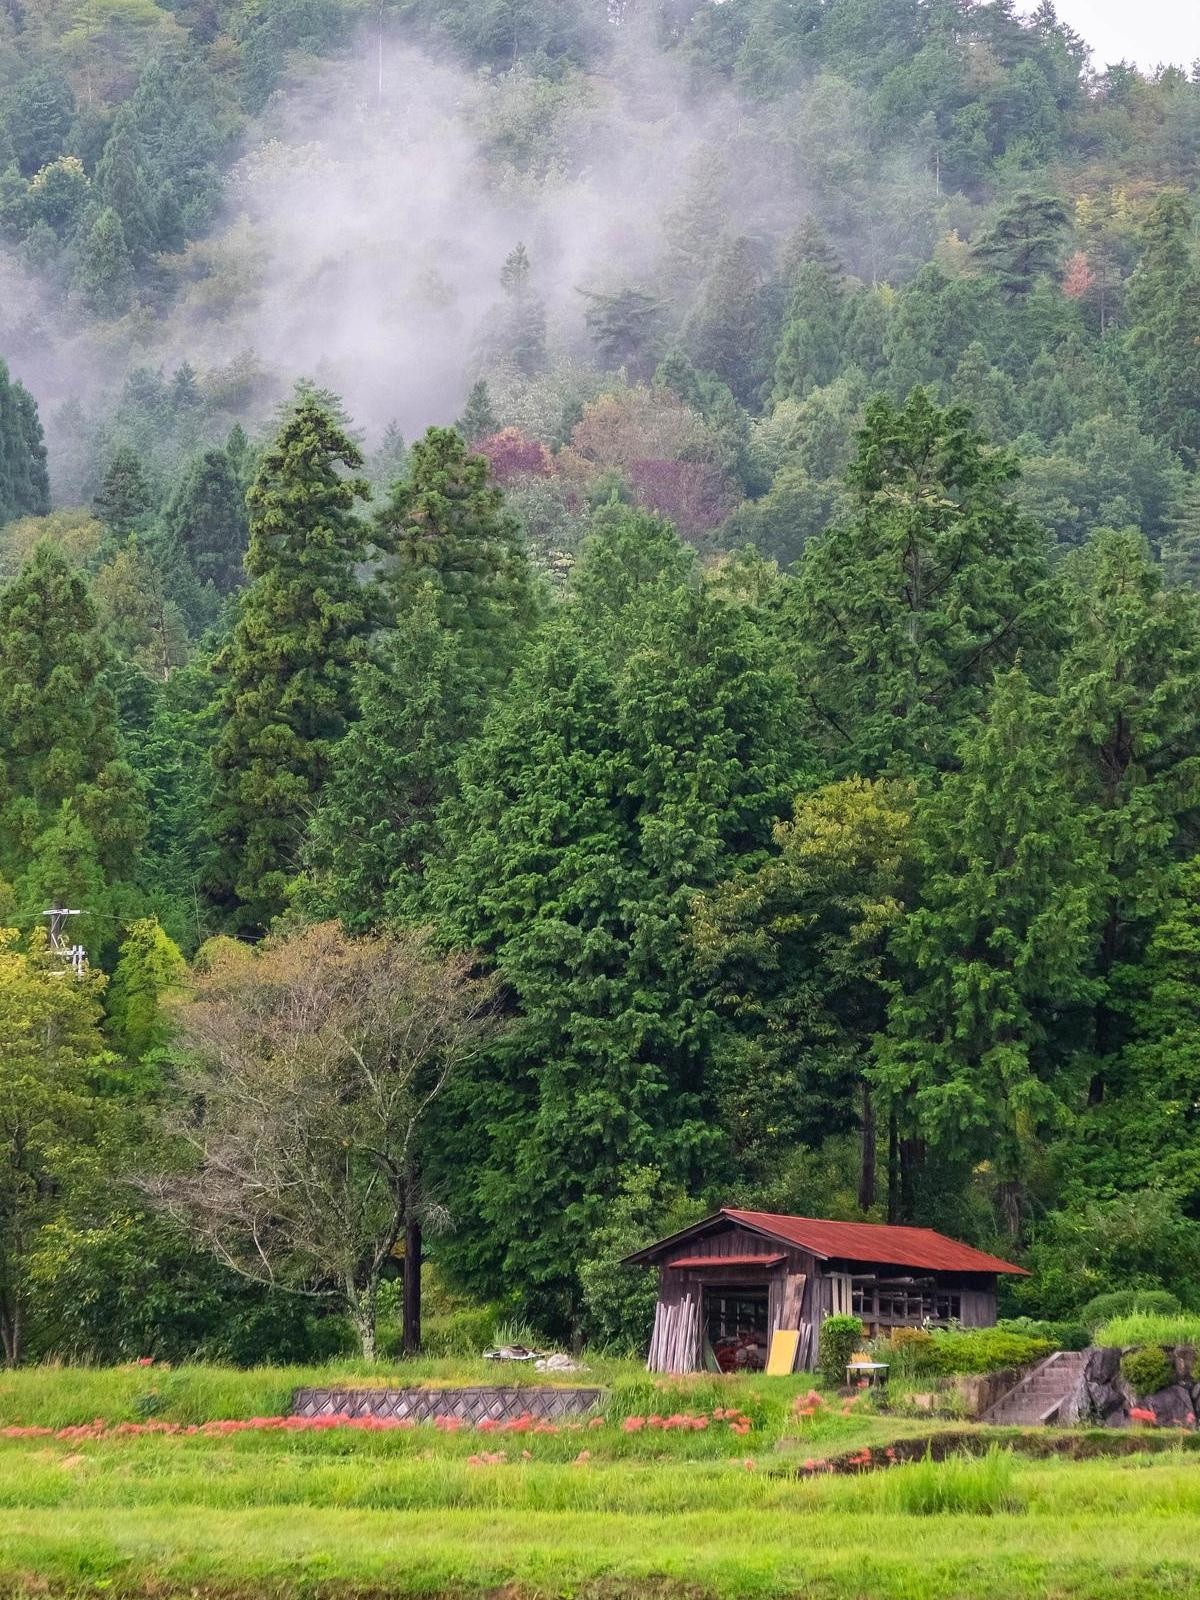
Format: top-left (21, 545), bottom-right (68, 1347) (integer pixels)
top-left (0, 1363), bottom-right (1196, 1599)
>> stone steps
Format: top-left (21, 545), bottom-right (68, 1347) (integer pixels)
top-left (983, 1351), bottom-right (1087, 1425)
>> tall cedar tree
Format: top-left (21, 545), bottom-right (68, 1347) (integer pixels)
top-left (209, 400), bottom-right (374, 933)
top-left (1055, 529), bottom-right (1200, 1075)
top-left (787, 389), bottom-right (1055, 778)
top-left (304, 597), bottom-right (467, 931)
top-left (314, 427), bottom-right (539, 924)
top-left (428, 519), bottom-right (804, 1328)
top-left (376, 426), bottom-right (536, 698)
top-left (0, 362), bottom-right (50, 526)
top-left (694, 777), bottom-right (912, 1208)
top-left (1124, 191), bottom-right (1200, 466)
top-left (162, 449), bottom-right (250, 596)
top-left (972, 191), bottom-right (1070, 298)
top-left (0, 545), bottom-right (144, 916)
top-left (876, 669), bottom-right (1102, 1237)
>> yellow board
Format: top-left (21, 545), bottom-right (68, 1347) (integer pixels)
top-left (765, 1329), bottom-right (800, 1376)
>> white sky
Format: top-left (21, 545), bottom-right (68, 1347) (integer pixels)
top-left (1046, 1), bottom-right (1200, 69)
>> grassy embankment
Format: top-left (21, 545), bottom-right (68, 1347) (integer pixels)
top-left (1, 1362), bottom-right (1197, 1599)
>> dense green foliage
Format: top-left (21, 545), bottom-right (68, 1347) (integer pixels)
top-left (0, 0), bottom-right (1198, 1361)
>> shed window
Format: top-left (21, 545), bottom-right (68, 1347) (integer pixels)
top-left (851, 1280), bottom-right (961, 1329)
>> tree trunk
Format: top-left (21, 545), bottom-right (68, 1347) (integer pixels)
top-left (403, 1216), bottom-right (422, 1357)
top-left (346, 1282), bottom-right (377, 1361)
top-left (0, 1294), bottom-right (23, 1366)
top-left (858, 1079), bottom-right (876, 1212)
top-left (886, 1107), bottom-right (900, 1224)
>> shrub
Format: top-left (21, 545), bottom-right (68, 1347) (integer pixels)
top-left (1121, 1346), bottom-right (1174, 1398)
top-left (996, 1317), bottom-right (1090, 1350)
top-left (1079, 1289), bottom-right (1182, 1332)
top-left (925, 1329), bottom-right (1054, 1375)
top-left (878, 1327), bottom-right (937, 1375)
top-left (819, 1314), bottom-right (864, 1385)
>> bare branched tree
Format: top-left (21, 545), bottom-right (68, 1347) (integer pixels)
top-left (141, 922), bottom-right (497, 1358)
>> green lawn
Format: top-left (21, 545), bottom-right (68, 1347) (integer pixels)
top-left (0, 1364), bottom-right (1196, 1598)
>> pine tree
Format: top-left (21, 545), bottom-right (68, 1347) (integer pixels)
top-left (209, 399), bottom-right (375, 932)
top-left (582, 287), bottom-right (665, 380)
top-left (787, 389), bottom-right (1055, 777)
top-left (93, 539), bottom-right (191, 682)
top-left (685, 235), bottom-right (769, 407)
top-left (162, 448), bottom-right (249, 595)
top-left (972, 191), bottom-right (1070, 298)
top-left (877, 669), bottom-right (1102, 1236)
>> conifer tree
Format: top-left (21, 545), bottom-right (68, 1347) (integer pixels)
top-left (93, 445), bottom-right (153, 544)
top-left (162, 448), bottom-right (249, 595)
top-left (787, 389), bottom-right (1055, 777)
top-left (455, 380), bottom-right (497, 444)
top-left (0, 361), bottom-right (50, 525)
top-left (1161, 477), bottom-right (1200, 590)
top-left (773, 257), bottom-right (845, 400)
top-left (106, 916), bottom-right (186, 1064)
top-left (497, 242), bottom-right (546, 377)
top-left (972, 191), bottom-right (1070, 298)
top-left (0, 545), bottom-right (144, 896)
top-left (72, 207), bottom-right (134, 316)
top-left (429, 524), bottom-right (804, 1323)
top-left (1055, 529), bottom-right (1200, 1068)
top-left (93, 109), bottom-right (155, 262)
top-left (209, 399), bottom-right (374, 932)
top-left (1125, 191), bottom-right (1200, 465)
top-left (304, 596), bottom-right (465, 931)
top-left (376, 426), bottom-right (536, 697)
top-left (877, 669), bottom-right (1102, 1235)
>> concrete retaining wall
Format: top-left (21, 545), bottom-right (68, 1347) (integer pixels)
top-left (291, 1384), bottom-right (605, 1425)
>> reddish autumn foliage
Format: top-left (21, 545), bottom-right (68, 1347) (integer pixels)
top-left (1062, 250), bottom-right (1095, 300)
top-left (626, 458), bottom-right (736, 541)
top-left (475, 427), bottom-right (551, 484)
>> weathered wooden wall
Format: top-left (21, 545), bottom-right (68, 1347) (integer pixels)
top-left (644, 1224), bottom-right (819, 1373)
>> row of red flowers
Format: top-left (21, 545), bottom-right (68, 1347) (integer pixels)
top-left (1, 1406), bottom-right (753, 1443)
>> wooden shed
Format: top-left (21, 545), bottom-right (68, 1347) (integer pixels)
top-left (623, 1208), bottom-right (1028, 1373)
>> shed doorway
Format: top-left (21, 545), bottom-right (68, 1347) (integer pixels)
top-left (704, 1284), bottom-right (769, 1372)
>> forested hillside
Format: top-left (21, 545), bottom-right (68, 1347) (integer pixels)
top-left (2, 0), bottom-right (1200, 1362)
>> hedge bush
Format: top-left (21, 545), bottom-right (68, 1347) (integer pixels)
top-left (996, 1316), bottom-right (1090, 1350)
top-left (819, 1315), bottom-right (864, 1385)
top-left (1079, 1289), bottom-right (1181, 1332)
top-left (878, 1327), bottom-right (1054, 1376)
top-left (1120, 1345), bottom-right (1174, 1397)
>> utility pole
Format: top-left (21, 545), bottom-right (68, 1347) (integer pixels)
top-left (42, 905), bottom-right (86, 977)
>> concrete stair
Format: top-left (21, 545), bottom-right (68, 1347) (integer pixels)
top-left (982, 1350), bottom-right (1088, 1426)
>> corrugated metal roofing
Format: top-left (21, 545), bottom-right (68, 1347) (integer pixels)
top-left (667, 1253), bottom-right (785, 1270)
top-left (723, 1209), bottom-right (1028, 1275)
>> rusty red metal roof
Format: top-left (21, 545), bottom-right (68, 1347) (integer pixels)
top-left (723, 1210), bottom-right (1028, 1275)
top-left (667, 1253), bottom-right (785, 1270)
top-left (624, 1209), bottom-right (1027, 1274)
